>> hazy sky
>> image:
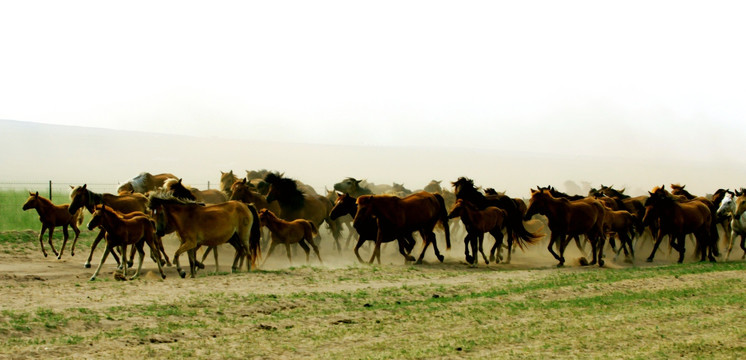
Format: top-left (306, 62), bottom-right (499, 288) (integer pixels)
top-left (2, 1), bottom-right (745, 163)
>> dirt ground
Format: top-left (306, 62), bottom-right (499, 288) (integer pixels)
top-left (0, 226), bottom-right (729, 359)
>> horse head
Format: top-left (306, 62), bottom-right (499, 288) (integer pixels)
top-left (21, 191), bottom-right (40, 211)
top-left (69, 184), bottom-right (91, 214)
top-left (525, 188), bottom-right (552, 220)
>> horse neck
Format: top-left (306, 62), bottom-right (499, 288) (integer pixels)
top-left (532, 196), bottom-right (566, 222)
top-left (263, 212), bottom-right (286, 231)
top-left (99, 210), bottom-right (125, 236)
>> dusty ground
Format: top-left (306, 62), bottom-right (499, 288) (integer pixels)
top-left (1, 227), bottom-right (743, 359)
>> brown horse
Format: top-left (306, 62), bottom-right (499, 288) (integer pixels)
top-left (117, 172), bottom-right (177, 194)
top-left (163, 178), bottom-right (228, 204)
top-left (670, 184), bottom-right (722, 257)
top-left (452, 178), bottom-right (542, 260)
top-left (86, 205), bottom-right (166, 281)
top-left (330, 192), bottom-right (416, 263)
top-left (597, 185), bottom-right (647, 235)
top-left (448, 199), bottom-right (507, 266)
top-left (353, 191), bottom-right (451, 264)
top-left (264, 173), bottom-right (340, 251)
top-left (643, 186), bottom-right (714, 263)
top-left (259, 209), bottom-right (322, 266)
top-left (325, 189), bottom-right (357, 247)
top-left (69, 184), bottom-right (159, 268)
top-left (22, 192), bottom-right (83, 259)
top-left (525, 188), bottom-right (606, 267)
top-left (601, 206), bottom-right (637, 261)
top-left (148, 192), bottom-right (261, 278)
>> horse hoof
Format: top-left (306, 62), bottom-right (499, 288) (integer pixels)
top-left (415, 259), bottom-right (423, 265)
top-left (161, 274), bottom-right (166, 279)
top-left (437, 255), bottom-right (444, 263)
top-left (89, 277), bottom-right (96, 281)
top-left (556, 263), bottom-right (564, 268)
top-left (196, 262), bottom-right (205, 270)
top-left (84, 263), bottom-right (91, 269)
top-left (179, 270), bottom-right (186, 278)
top-left (646, 258), bottom-right (653, 263)
top-left (489, 255), bottom-right (495, 262)
top-left (43, 253), bottom-right (48, 258)
top-left (57, 256), bottom-right (62, 260)
top-left (598, 259), bottom-right (605, 267)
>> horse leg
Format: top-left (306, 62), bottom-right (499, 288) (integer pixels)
top-left (155, 235), bottom-right (171, 267)
top-left (546, 232), bottom-right (564, 266)
top-left (37, 225), bottom-right (49, 257)
top-left (505, 232), bottom-right (513, 264)
top-left (739, 234), bottom-right (746, 259)
top-left (89, 244), bottom-right (112, 281)
top-left (70, 222), bottom-right (80, 257)
top-left (120, 244), bottom-right (129, 279)
top-left (463, 233), bottom-right (473, 264)
top-left (369, 232), bottom-right (385, 265)
top-left (646, 230), bottom-right (666, 262)
top-left (490, 230), bottom-right (503, 264)
top-left (147, 238), bottom-right (166, 279)
top-left (298, 239), bottom-right (311, 263)
top-left (58, 226), bottom-right (70, 259)
top-left (353, 237), bottom-right (366, 263)
top-left (676, 235), bottom-right (686, 263)
top-left (284, 242), bottom-right (293, 265)
top-left (415, 232), bottom-right (432, 265)
top-left (130, 241), bottom-right (146, 280)
top-left (428, 231), bottom-right (445, 263)
top-left (596, 234), bottom-right (606, 267)
top-left (47, 226), bottom-right (59, 258)
top-left (260, 241), bottom-right (279, 268)
top-left (478, 234), bottom-right (489, 265)
top-left (468, 233), bottom-right (478, 266)
top-left (173, 239), bottom-right (197, 279)
top-left (214, 243), bottom-right (220, 273)
top-left (573, 235), bottom-right (586, 258)
top-left (85, 229), bottom-right (106, 268)
top-left (395, 237), bottom-right (414, 263)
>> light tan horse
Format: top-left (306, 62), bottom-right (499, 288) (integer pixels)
top-left (259, 209), bottom-right (321, 266)
top-left (22, 192), bottom-right (83, 259)
top-left (86, 205), bottom-right (166, 281)
top-left (220, 170), bottom-right (239, 197)
top-left (117, 172), bottom-right (177, 194)
top-left (148, 192), bottom-right (261, 278)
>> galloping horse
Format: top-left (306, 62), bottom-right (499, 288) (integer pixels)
top-left (525, 188), bottom-right (606, 267)
top-left (264, 173), bottom-right (340, 250)
top-left (148, 192), bottom-right (261, 278)
top-left (601, 206), bottom-right (637, 261)
top-left (329, 192), bottom-right (416, 263)
top-left (86, 205), bottom-right (166, 281)
top-left (259, 209), bottom-right (322, 266)
top-left (163, 178), bottom-right (228, 204)
top-left (448, 199), bottom-right (507, 266)
top-left (117, 172), bottom-right (176, 195)
top-left (670, 183), bottom-right (721, 256)
top-left (353, 191), bottom-right (451, 264)
top-left (452, 177), bottom-right (542, 261)
top-left (22, 192), bottom-right (83, 259)
top-left (69, 184), bottom-right (168, 268)
top-left (716, 189), bottom-right (746, 260)
top-left (597, 185), bottom-right (647, 236)
top-left (643, 186), bottom-right (714, 263)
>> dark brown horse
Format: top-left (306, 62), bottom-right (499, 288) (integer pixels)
top-left (259, 209), bottom-right (322, 266)
top-left (148, 192), bottom-right (261, 278)
top-left (448, 199), bottom-right (507, 266)
top-left (525, 188), bottom-right (606, 267)
top-left (353, 191), bottom-right (451, 264)
top-left (329, 192), bottom-right (416, 263)
top-left (117, 172), bottom-right (176, 194)
top-left (163, 178), bottom-right (228, 204)
top-left (670, 184), bottom-right (722, 257)
top-left (643, 186), bottom-right (714, 263)
top-left (601, 206), bottom-right (637, 261)
top-left (69, 184), bottom-right (160, 268)
top-left (86, 205), bottom-right (166, 281)
top-left (22, 192), bottom-right (83, 259)
top-left (264, 173), bottom-right (340, 251)
top-left (597, 185), bottom-right (647, 235)
top-left (452, 178), bottom-right (542, 260)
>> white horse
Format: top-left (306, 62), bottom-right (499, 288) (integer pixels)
top-left (716, 190), bottom-right (746, 260)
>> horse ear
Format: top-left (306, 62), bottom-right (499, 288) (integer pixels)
top-left (83, 184), bottom-right (87, 190)
top-left (69, 185), bottom-right (74, 190)
top-left (648, 191), bottom-right (653, 196)
top-left (242, 178), bottom-right (247, 184)
top-left (178, 178), bottom-right (183, 184)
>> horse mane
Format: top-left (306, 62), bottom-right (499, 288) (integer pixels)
top-left (264, 172), bottom-right (305, 210)
top-left (147, 189), bottom-right (200, 209)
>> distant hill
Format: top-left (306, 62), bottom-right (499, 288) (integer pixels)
top-left (1, 119), bottom-right (741, 196)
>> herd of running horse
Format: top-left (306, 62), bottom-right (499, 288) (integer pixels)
top-left (19, 171), bottom-right (746, 280)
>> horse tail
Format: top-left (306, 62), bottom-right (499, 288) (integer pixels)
top-left (247, 204), bottom-right (262, 269)
top-left (434, 193), bottom-right (451, 249)
top-left (74, 207), bottom-right (84, 226)
top-left (508, 202), bottom-right (544, 250)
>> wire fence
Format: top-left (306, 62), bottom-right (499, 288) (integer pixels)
top-left (0, 181), bottom-right (215, 200)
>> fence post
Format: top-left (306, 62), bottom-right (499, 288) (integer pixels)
top-left (207, 181), bottom-right (210, 190)
top-left (49, 180), bottom-right (52, 201)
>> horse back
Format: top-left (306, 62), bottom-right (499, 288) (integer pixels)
top-left (379, 191), bottom-right (441, 230)
top-left (102, 193), bottom-right (148, 213)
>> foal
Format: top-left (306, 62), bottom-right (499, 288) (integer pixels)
top-left (22, 192), bottom-right (82, 259)
top-left (448, 199), bottom-right (507, 266)
top-left (87, 205), bottom-right (166, 281)
top-left (259, 209), bottom-right (322, 266)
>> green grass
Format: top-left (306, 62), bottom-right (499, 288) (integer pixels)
top-left (0, 189), bottom-right (77, 231)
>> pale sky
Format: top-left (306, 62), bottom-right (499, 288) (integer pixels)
top-left (2, 1), bottom-right (746, 167)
